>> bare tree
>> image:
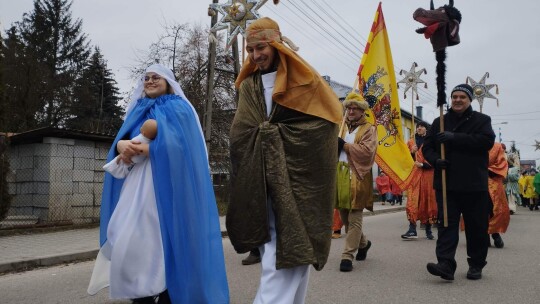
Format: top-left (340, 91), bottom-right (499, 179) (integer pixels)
top-left (132, 23), bottom-right (237, 199)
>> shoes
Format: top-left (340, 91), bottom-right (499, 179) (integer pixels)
top-left (242, 253), bottom-right (261, 265)
top-left (510, 210), bottom-right (515, 215)
top-left (427, 262), bottom-right (454, 280)
top-left (466, 266), bottom-right (483, 280)
top-left (401, 230), bottom-right (418, 239)
top-left (339, 259), bottom-right (353, 272)
top-left (492, 233), bottom-right (504, 248)
top-left (355, 240), bottom-right (372, 261)
top-left (332, 233), bottom-right (342, 239)
top-left (132, 296), bottom-right (157, 304)
top-left (382, 202), bottom-right (386, 205)
top-left (425, 224), bottom-right (434, 240)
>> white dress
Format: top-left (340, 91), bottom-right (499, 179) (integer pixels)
top-left (88, 155), bottom-right (166, 299)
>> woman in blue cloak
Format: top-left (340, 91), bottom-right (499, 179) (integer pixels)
top-left (88, 64), bottom-right (229, 304)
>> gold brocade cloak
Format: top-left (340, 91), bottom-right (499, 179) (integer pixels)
top-left (338, 122), bottom-right (377, 211)
top-left (227, 72), bottom-right (338, 270)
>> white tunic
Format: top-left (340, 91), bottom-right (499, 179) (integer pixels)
top-left (88, 156), bottom-right (166, 299)
top-left (338, 126), bottom-right (359, 162)
top-left (261, 71), bottom-right (277, 118)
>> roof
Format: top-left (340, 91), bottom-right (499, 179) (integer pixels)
top-left (323, 75), bottom-right (352, 100)
top-left (7, 127), bottom-right (115, 145)
top-left (323, 75), bottom-right (430, 126)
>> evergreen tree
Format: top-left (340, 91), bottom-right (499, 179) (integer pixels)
top-left (17, 0), bottom-right (90, 127)
top-left (1, 26), bottom-right (48, 132)
top-left (68, 47), bottom-right (123, 133)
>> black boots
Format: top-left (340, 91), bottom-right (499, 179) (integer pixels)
top-left (466, 266), bottom-right (483, 280)
top-left (339, 259), bottom-right (353, 272)
top-left (427, 262), bottom-right (455, 280)
top-left (355, 240), bottom-right (372, 261)
top-left (492, 233), bottom-right (504, 248)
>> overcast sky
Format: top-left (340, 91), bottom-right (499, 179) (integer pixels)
top-left (2, 0), bottom-right (540, 160)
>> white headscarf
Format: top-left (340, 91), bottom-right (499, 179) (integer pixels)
top-left (125, 64), bottom-right (207, 155)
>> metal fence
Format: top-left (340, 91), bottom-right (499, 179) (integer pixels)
top-left (0, 138), bottom-right (108, 230)
top-left (0, 139), bottom-right (233, 230)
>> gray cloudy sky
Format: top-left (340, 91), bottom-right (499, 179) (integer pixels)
top-left (2, 0), bottom-right (540, 160)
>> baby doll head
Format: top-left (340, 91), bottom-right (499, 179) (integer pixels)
top-left (140, 119), bottom-right (158, 139)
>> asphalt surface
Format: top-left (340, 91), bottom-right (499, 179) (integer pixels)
top-left (1, 203), bottom-right (539, 303)
top-left (0, 201), bottom-right (404, 274)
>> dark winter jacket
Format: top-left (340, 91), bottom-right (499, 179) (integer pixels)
top-left (422, 106), bottom-right (495, 192)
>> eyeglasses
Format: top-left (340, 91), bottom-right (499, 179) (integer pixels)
top-left (144, 75), bottom-right (162, 83)
top-left (346, 107), bottom-right (361, 112)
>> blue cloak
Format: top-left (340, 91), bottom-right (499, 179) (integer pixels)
top-left (100, 94), bottom-right (229, 303)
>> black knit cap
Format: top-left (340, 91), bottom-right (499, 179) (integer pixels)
top-left (416, 121), bottom-right (429, 129)
top-left (451, 83), bottom-right (474, 101)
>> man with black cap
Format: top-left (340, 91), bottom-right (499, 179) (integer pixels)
top-left (422, 83), bottom-right (495, 281)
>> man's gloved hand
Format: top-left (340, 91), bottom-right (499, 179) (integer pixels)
top-left (338, 137), bottom-right (346, 154)
top-left (436, 131), bottom-right (455, 143)
top-left (435, 159), bottom-right (450, 169)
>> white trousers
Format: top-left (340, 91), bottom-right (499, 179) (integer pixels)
top-left (253, 202), bottom-right (310, 304)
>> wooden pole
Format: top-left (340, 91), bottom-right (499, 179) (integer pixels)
top-left (232, 36), bottom-right (241, 105)
top-left (439, 105), bottom-right (448, 227)
top-left (204, 0), bottom-right (219, 153)
top-left (411, 92), bottom-right (415, 140)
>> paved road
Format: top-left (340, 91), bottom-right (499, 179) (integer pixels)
top-left (1, 207), bottom-right (539, 303)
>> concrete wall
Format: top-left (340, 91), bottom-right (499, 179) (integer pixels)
top-left (7, 137), bottom-right (110, 224)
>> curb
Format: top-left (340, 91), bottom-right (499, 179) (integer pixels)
top-left (0, 208), bottom-right (404, 274)
top-left (0, 249), bottom-right (99, 274)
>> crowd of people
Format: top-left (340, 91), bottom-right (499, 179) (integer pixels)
top-left (85, 16), bottom-right (538, 304)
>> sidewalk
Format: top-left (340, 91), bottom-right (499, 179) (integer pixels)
top-left (0, 201), bottom-right (404, 274)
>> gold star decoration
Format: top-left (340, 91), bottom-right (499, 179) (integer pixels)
top-left (466, 72), bottom-right (499, 113)
top-left (209, 0), bottom-right (268, 49)
top-left (397, 62), bottom-right (427, 100)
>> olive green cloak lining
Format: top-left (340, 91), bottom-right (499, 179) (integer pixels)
top-left (227, 72), bottom-right (338, 270)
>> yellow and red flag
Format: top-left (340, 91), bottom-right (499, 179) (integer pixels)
top-left (357, 2), bottom-right (417, 189)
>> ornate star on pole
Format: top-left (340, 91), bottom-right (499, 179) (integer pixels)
top-left (466, 72), bottom-right (499, 113)
top-left (209, 0), bottom-right (268, 49)
top-left (535, 140), bottom-right (540, 151)
top-left (397, 62), bottom-right (427, 100)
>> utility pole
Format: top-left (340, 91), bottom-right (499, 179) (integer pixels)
top-left (232, 37), bottom-right (241, 105)
top-left (204, 0), bottom-right (219, 153)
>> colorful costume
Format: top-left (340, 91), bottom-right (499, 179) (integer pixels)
top-left (506, 166), bottom-right (521, 211)
top-left (406, 137), bottom-right (437, 225)
top-left (375, 174), bottom-right (392, 203)
top-left (487, 143), bottom-right (510, 235)
top-left (88, 65), bottom-right (229, 303)
top-left (336, 92), bottom-right (377, 272)
top-left (227, 17), bottom-right (342, 304)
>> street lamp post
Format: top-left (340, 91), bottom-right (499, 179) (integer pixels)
top-left (493, 122), bottom-right (508, 142)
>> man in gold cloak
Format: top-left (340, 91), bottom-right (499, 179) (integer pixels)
top-left (227, 17), bottom-right (342, 303)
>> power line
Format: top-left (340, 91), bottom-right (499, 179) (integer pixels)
top-left (491, 110), bottom-right (540, 117)
top-left (283, 0), bottom-right (361, 62)
top-left (264, 5), bottom-right (357, 75)
top-left (272, 1), bottom-right (439, 101)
